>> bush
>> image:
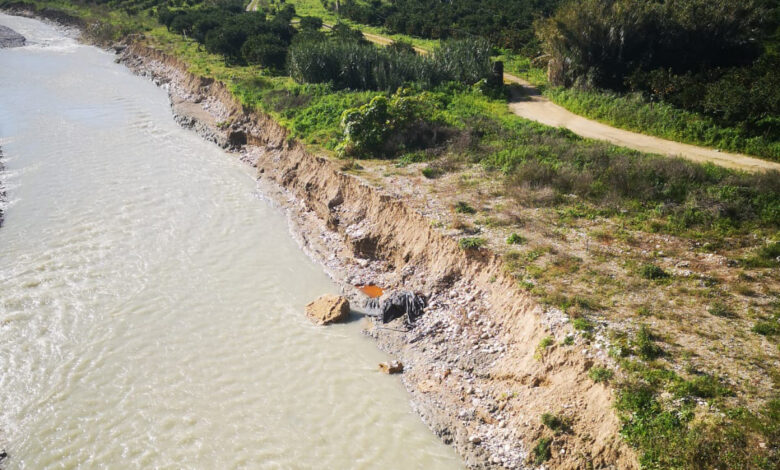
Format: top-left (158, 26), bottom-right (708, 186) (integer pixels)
top-left (589, 366), bottom-right (614, 383)
top-left (459, 237), bottom-right (487, 250)
top-left (571, 317), bottom-right (593, 331)
top-left (454, 201), bottom-right (476, 214)
top-left (241, 34), bottom-right (287, 69)
top-left (541, 413), bottom-right (569, 433)
top-left (752, 320), bottom-right (779, 336)
top-left (634, 325), bottom-right (663, 360)
top-left (708, 301), bottom-right (735, 318)
top-left (532, 437), bottom-right (552, 465)
top-left (299, 15), bottom-right (323, 31)
top-left (743, 241), bottom-right (780, 268)
top-left (506, 233), bottom-right (526, 245)
top-left (337, 90), bottom-right (448, 158)
top-left (288, 37), bottom-right (493, 91)
top-left (639, 263), bottom-right (669, 280)
top-left (421, 166), bottom-right (442, 179)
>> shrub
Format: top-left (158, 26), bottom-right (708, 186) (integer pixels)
top-left (506, 233), bottom-right (526, 245)
top-left (241, 34), bottom-right (287, 69)
top-left (459, 237), bottom-right (487, 250)
top-left (299, 15), bottom-right (323, 31)
top-left (708, 301), bottom-right (735, 318)
top-left (532, 437), bottom-right (552, 465)
top-left (387, 39), bottom-right (416, 55)
top-left (752, 320), bottom-right (779, 336)
top-left (421, 166), bottom-right (442, 179)
top-left (639, 263), bottom-right (669, 280)
top-left (589, 366), bottom-right (614, 383)
top-left (454, 201), bottom-right (476, 214)
top-left (571, 317), bottom-right (593, 332)
top-left (541, 413), bottom-right (569, 433)
top-left (337, 90), bottom-right (448, 158)
top-left (288, 37), bottom-right (492, 91)
top-left (634, 325), bottom-right (663, 360)
top-left (743, 241), bottom-right (780, 268)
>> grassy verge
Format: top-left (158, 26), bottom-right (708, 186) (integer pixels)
top-left (545, 87), bottom-right (780, 162)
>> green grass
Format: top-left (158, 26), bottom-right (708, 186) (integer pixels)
top-left (458, 237), bottom-right (487, 250)
top-left (613, 356), bottom-right (778, 469)
top-left (639, 263), bottom-right (669, 280)
top-left (588, 366), bottom-right (614, 383)
top-left (454, 201), bottom-right (476, 214)
top-left (541, 412), bottom-right (570, 433)
top-left (532, 437), bottom-right (552, 465)
top-left (545, 87), bottom-right (780, 162)
top-left (506, 233), bottom-right (526, 245)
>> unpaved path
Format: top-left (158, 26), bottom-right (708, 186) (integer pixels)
top-left (245, 4), bottom-right (780, 172)
top-left (504, 75), bottom-right (780, 172)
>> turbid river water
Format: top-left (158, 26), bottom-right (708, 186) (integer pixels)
top-left (0, 14), bottom-right (461, 469)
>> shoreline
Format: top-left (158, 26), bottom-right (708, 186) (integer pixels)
top-left (0, 147), bottom-right (5, 228)
top-left (1, 10), bottom-right (637, 469)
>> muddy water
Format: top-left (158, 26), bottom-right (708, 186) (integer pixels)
top-left (0, 14), bottom-right (461, 469)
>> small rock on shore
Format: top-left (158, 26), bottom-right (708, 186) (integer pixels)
top-left (305, 294), bottom-right (350, 325)
top-left (0, 25), bottom-right (25, 48)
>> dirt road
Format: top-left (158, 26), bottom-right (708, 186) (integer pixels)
top-left (504, 75), bottom-right (780, 172)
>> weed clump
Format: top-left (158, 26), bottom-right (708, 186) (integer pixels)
top-left (708, 301), bottom-right (735, 318)
top-left (634, 325), bottom-right (663, 360)
top-left (571, 317), bottom-right (594, 332)
top-left (454, 201), bottom-right (476, 214)
top-left (752, 320), bottom-right (779, 336)
top-left (589, 366), bottom-right (614, 383)
top-left (532, 437), bottom-right (552, 465)
top-left (458, 237), bottom-right (487, 250)
top-left (506, 233), bottom-right (526, 245)
top-left (541, 412), bottom-right (570, 434)
top-left (639, 263), bottom-right (669, 280)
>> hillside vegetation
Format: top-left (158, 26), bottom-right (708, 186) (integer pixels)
top-left (324, 0), bottom-right (780, 159)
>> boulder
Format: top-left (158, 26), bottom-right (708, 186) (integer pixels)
top-left (379, 360), bottom-right (404, 374)
top-left (305, 294), bottom-right (350, 325)
top-left (0, 25), bottom-right (25, 48)
top-left (365, 290), bottom-right (427, 324)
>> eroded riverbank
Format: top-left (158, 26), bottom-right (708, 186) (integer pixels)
top-left (114, 35), bottom-right (636, 470)
top-left (0, 13), bottom-right (463, 469)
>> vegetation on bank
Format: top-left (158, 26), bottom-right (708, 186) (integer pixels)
top-left (291, 0), bottom-right (780, 162)
top-left (2, 0), bottom-right (778, 468)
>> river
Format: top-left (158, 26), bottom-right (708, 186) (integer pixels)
top-left (0, 13), bottom-right (461, 469)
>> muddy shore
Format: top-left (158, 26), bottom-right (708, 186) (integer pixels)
top-left (1, 9), bottom-right (637, 469)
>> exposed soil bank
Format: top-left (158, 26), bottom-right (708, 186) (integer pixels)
top-left (1, 9), bottom-right (637, 467)
top-left (117, 42), bottom-right (637, 469)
